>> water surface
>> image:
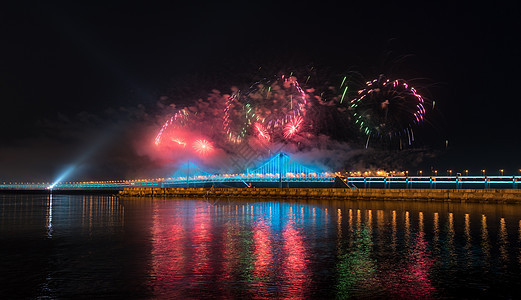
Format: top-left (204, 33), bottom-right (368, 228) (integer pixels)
top-left (1, 193), bottom-right (521, 299)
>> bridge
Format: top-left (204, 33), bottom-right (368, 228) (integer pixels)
top-left (0, 153), bottom-right (335, 191)
top-left (161, 153), bottom-right (334, 187)
top-left (1, 153), bottom-right (520, 191)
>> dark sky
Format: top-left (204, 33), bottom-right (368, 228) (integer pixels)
top-left (1, 1), bottom-right (521, 181)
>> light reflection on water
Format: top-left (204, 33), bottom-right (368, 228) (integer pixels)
top-left (2, 194), bottom-right (521, 298)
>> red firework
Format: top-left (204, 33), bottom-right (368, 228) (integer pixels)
top-left (254, 123), bottom-right (270, 141)
top-left (192, 139), bottom-right (214, 155)
top-left (283, 116), bottom-right (304, 139)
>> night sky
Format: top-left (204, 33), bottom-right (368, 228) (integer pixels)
top-left (1, 1), bottom-right (520, 182)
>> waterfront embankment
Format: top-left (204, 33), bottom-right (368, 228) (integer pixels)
top-left (118, 187), bottom-right (521, 203)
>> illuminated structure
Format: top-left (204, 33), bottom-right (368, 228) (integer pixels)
top-left (0, 153), bottom-right (334, 191)
top-left (162, 153), bottom-right (335, 188)
top-left (0, 153), bottom-right (520, 191)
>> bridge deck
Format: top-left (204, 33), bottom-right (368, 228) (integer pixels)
top-left (1, 175), bottom-right (520, 191)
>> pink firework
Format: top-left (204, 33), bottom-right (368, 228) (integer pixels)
top-left (283, 116), bottom-right (304, 139)
top-left (254, 122), bottom-right (270, 141)
top-left (192, 139), bottom-right (214, 155)
top-left (154, 109), bottom-right (190, 146)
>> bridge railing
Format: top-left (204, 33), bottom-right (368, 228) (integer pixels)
top-left (0, 180), bottom-right (162, 190)
top-left (2, 175), bottom-right (520, 190)
top-left (162, 173), bottom-right (336, 186)
top-left (345, 176), bottom-right (521, 189)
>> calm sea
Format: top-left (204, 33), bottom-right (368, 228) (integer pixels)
top-left (1, 193), bottom-right (521, 299)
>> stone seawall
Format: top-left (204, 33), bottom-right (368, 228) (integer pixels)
top-left (118, 187), bottom-right (521, 203)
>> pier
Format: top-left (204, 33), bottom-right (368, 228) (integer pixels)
top-left (118, 187), bottom-right (521, 203)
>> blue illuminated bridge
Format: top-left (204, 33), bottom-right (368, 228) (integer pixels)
top-left (1, 153), bottom-right (520, 191)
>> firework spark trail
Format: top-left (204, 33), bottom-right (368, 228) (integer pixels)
top-left (154, 109), bottom-right (190, 145)
top-left (170, 138), bottom-right (187, 147)
top-left (223, 92), bottom-right (258, 144)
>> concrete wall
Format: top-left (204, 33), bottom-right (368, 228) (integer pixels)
top-left (118, 187), bottom-right (521, 203)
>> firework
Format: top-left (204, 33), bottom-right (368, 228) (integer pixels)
top-left (283, 115), bottom-right (304, 139)
top-left (192, 139), bottom-right (214, 155)
top-left (349, 74), bottom-right (426, 144)
top-left (254, 122), bottom-right (270, 142)
top-left (223, 91), bottom-right (258, 143)
top-left (152, 69), bottom-right (432, 166)
top-left (154, 109), bottom-right (190, 146)
top-left (154, 107), bottom-right (217, 157)
top-left (253, 75), bottom-right (307, 139)
top-left (225, 74), bottom-right (308, 142)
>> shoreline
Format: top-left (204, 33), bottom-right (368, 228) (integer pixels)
top-left (118, 187), bottom-right (521, 203)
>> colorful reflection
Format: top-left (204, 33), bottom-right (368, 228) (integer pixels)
top-left (192, 204), bottom-right (213, 283)
top-left (252, 219), bottom-right (273, 294)
top-left (142, 199), bottom-right (521, 299)
top-left (7, 194), bottom-right (521, 299)
top-left (281, 219), bottom-right (309, 299)
top-left (336, 224), bottom-right (378, 298)
top-left (148, 201), bottom-right (314, 298)
top-left (375, 211), bottom-right (436, 299)
top-left (149, 202), bottom-right (188, 298)
top-left (395, 231), bottom-right (435, 298)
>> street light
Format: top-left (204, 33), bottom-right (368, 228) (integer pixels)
top-left (418, 170), bottom-right (423, 176)
top-left (481, 169), bottom-right (486, 176)
top-left (465, 169), bottom-right (469, 176)
top-left (500, 169), bottom-right (504, 176)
